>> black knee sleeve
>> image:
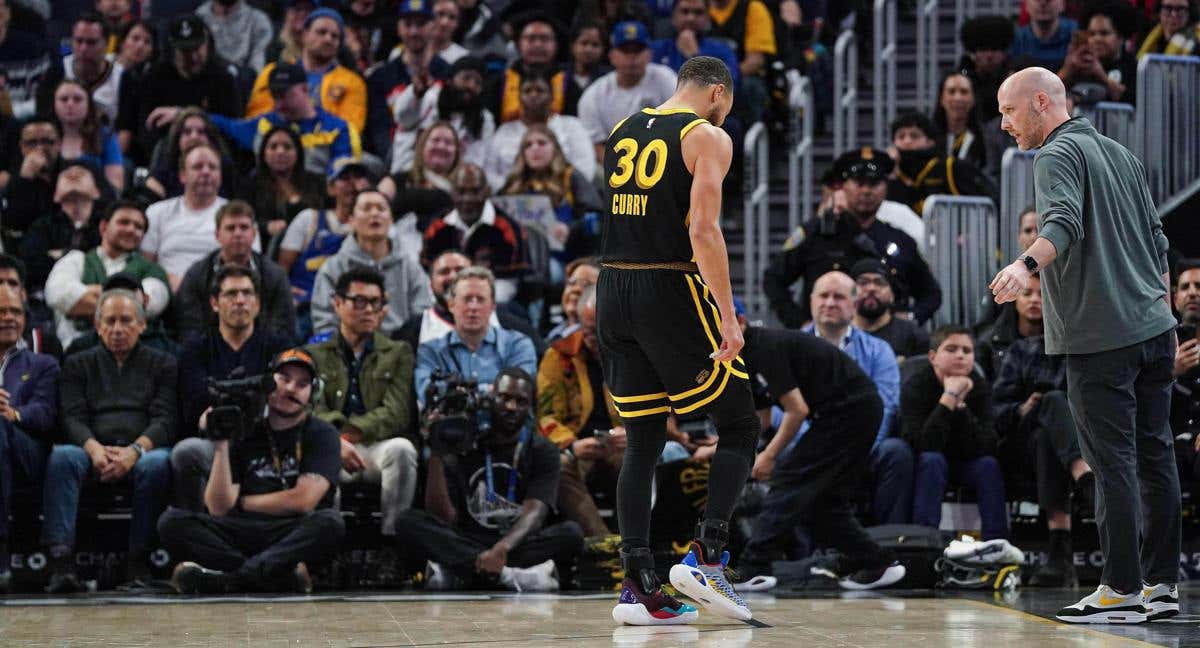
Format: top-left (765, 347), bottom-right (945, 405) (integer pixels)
top-left (616, 415), bottom-right (668, 552)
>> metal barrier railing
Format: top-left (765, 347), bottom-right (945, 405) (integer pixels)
top-left (999, 147), bottom-right (1036, 262)
top-left (833, 29), bottom-right (858, 156)
top-left (1088, 101), bottom-right (1136, 145)
top-left (873, 0), bottom-right (897, 149)
top-left (1136, 54), bottom-right (1200, 207)
top-left (923, 195), bottom-right (1002, 328)
top-left (742, 122), bottom-right (770, 320)
top-left (915, 0), bottom-right (939, 114)
top-left (787, 73), bottom-right (814, 234)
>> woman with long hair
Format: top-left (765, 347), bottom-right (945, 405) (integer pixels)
top-left (933, 71), bottom-right (987, 170)
top-left (51, 79), bottom-right (125, 193)
top-left (113, 20), bottom-right (157, 156)
top-left (379, 121), bottom-right (461, 227)
top-left (144, 107), bottom-right (236, 200)
top-left (242, 126), bottom-right (326, 242)
top-left (500, 123), bottom-right (602, 236)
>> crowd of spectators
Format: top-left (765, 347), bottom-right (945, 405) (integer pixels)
top-left (0, 0), bottom-right (1196, 596)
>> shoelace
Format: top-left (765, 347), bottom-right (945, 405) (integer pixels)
top-left (701, 565), bottom-right (746, 605)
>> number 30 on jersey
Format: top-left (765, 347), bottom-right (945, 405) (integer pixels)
top-left (609, 137), bottom-right (667, 190)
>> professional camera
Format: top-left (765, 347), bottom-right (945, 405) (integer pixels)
top-left (422, 371), bottom-right (493, 455)
top-left (205, 372), bottom-right (276, 442)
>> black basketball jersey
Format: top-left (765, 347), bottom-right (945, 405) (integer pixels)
top-left (599, 108), bottom-right (710, 264)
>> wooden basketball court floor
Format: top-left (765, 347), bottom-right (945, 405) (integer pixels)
top-left (2, 587), bottom-right (1197, 647)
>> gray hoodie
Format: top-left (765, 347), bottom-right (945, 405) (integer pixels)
top-left (311, 234), bottom-right (433, 337)
top-left (1034, 117), bottom-right (1175, 355)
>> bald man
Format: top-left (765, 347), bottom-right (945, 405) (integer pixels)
top-left (990, 68), bottom-right (1179, 624)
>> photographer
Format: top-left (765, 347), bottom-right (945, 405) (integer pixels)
top-left (158, 349), bottom-right (345, 594)
top-left (395, 367), bottom-right (582, 591)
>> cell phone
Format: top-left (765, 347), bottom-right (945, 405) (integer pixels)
top-left (592, 429), bottom-right (611, 447)
top-left (1180, 324), bottom-right (1198, 343)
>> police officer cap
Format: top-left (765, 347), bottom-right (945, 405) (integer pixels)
top-left (833, 148), bottom-right (894, 182)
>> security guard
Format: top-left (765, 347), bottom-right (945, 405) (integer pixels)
top-left (764, 148), bottom-right (942, 327)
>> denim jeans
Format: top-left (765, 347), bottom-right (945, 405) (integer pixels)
top-left (869, 437), bottom-right (914, 524)
top-left (0, 420), bottom-right (47, 542)
top-left (912, 452), bottom-right (1009, 540)
top-left (41, 444), bottom-right (171, 554)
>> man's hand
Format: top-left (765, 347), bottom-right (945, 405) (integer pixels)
top-left (990, 260), bottom-right (1032, 304)
top-left (1175, 338), bottom-right (1200, 378)
top-left (713, 316), bottom-right (744, 363)
top-left (476, 543), bottom-right (508, 575)
top-left (340, 437), bottom-right (366, 473)
top-left (571, 437), bottom-right (604, 461)
top-left (19, 149), bottom-right (48, 179)
top-left (690, 442), bottom-right (717, 463)
top-left (1018, 392), bottom-right (1043, 419)
top-left (84, 438), bottom-right (110, 474)
top-left (750, 450), bottom-right (776, 481)
top-left (100, 445), bottom-right (137, 482)
top-left (198, 406), bottom-right (213, 432)
top-left (145, 106), bottom-right (182, 130)
top-left (676, 29), bottom-right (700, 58)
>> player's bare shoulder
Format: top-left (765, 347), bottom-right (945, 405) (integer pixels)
top-left (681, 121), bottom-right (733, 175)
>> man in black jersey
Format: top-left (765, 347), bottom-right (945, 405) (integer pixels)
top-left (600, 56), bottom-right (760, 626)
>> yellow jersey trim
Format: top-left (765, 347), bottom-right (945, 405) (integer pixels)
top-left (608, 116), bottom-right (631, 139)
top-left (642, 107), bottom-right (698, 116)
top-left (679, 118), bottom-right (708, 140)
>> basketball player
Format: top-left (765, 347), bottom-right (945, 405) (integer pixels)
top-left (598, 56), bottom-right (760, 626)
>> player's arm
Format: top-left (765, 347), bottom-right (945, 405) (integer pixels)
top-left (684, 124), bottom-right (741, 362)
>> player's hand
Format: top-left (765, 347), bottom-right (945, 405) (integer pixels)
top-left (713, 317), bottom-right (744, 363)
top-left (1175, 339), bottom-right (1200, 378)
top-left (990, 260), bottom-right (1031, 304)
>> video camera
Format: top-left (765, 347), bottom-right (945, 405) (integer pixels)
top-left (205, 372), bottom-right (276, 442)
top-left (422, 371), bottom-right (493, 456)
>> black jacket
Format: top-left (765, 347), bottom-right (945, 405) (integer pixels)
top-left (174, 250), bottom-right (297, 344)
top-left (60, 342), bottom-right (178, 448)
top-left (901, 361), bottom-right (997, 460)
top-left (990, 335), bottom-right (1066, 440)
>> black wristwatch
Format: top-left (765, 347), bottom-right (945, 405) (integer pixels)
top-left (1020, 255), bottom-right (1039, 274)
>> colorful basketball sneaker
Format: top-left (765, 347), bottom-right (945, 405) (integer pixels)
top-left (1143, 583), bottom-right (1180, 621)
top-left (612, 576), bottom-right (699, 626)
top-left (669, 542), bottom-right (752, 621)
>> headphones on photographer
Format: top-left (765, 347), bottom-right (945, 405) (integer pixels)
top-left (268, 348), bottom-right (324, 406)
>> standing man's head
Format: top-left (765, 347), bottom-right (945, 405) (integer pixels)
top-left (169, 15), bottom-right (211, 78)
top-left (489, 366), bottom-right (535, 442)
top-left (674, 55), bottom-right (733, 127)
top-left (810, 271), bottom-right (857, 340)
top-left (0, 286), bottom-right (25, 355)
top-left (447, 266), bottom-right (495, 339)
top-left (215, 201), bottom-right (258, 266)
top-left (429, 250), bottom-right (471, 308)
top-left (851, 259), bottom-right (896, 324)
top-left (96, 289), bottom-right (146, 359)
top-left (928, 324), bottom-right (975, 379)
top-left (451, 163), bottom-right (490, 227)
top-left (1018, 206), bottom-right (1040, 251)
top-left (397, 0), bottom-right (432, 56)
top-left (1175, 260), bottom-right (1200, 325)
top-left (609, 21), bottom-right (651, 88)
top-left (350, 189), bottom-right (393, 244)
top-left (99, 200), bottom-right (149, 257)
top-left (267, 348), bottom-right (320, 420)
top-left (302, 8), bottom-right (344, 67)
top-left (180, 144), bottom-right (222, 205)
top-left (997, 66), bottom-right (1072, 151)
top-left (209, 265), bottom-right (260, 338)
top-left (516, 15), bottom-right (559, 66)
top-left (333, 266), bottom-right (388, 340)
top-left (269, 63), bottom-right (317, 121)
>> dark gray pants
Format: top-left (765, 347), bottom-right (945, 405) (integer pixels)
top-left (1065, 329), bottom-right (1180, 593)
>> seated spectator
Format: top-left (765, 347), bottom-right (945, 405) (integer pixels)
top-left (482, 67), bottom-right (596, 190)
top-left (111, 19), bottom-right (156, 77)
top-left (18, 163), bottom-right (104, 290)
top-left (537, 286), bottom-right (623, 537)
top-left (377, 122), bottom-right (459, 225)
top-left (977, 275), bottom-right (1044, 380)
top-left (176, 201), bottom-right (294, 343)
top-left (279, 159), bottom-right (373, 340)
top-left (959, 16), bottom-right (1015, 120)
top-left (1171, 261), bottom-right (1200, 476)
top-left (4, 120), bottom-right (100, 252)
top-left (37, 12), bottom-right (124, 129)
top-left (0, 0), bottom-right (55, 119)
top-left (149, 63), bottom-right (358, 178)
top-left (118, 16), bottom-right (240, 167)
top-left (545, 257), bottom-right (599, 342)
top-left (172, 265), bottom-right (293, 512)
top-left (241, 126), bottom-right (326, 244)
top-left (650, 0), bottom-right (739, 89)
top-left (44, 200), bottom-right (168, 349)
top-left (143, 144), bottom-right (232, 285)
top-left (850, 259), bottom-right (930, 362)
top-left (414, 266), bottom-right (538, 401)
top-left (432, 56), bottom-right (496, 167)
top-left (0, 286), bottom-right (60, 593)
top-left (803, 272), bottom-right (910, 526)
top-left (993, 333), bottom-right (1093, 586)
top-left (195, 0), bottom-right (274, 72)
top-left (1059, 1), bottom-right (1138, 105)
top-left (934, 72), bottom-right (987, 171)
top-left (579, 21), bottom-right (676, 165)
top-left (902, 325), bottom-right (1008, 541)
top-left (568, 19), bottom-right (611, 92)
top-left (422, 164), bottom-right (526, 302)
top-left (61, 272), bottom-right (178, 358)
top-left (429, 0), bottom-right (470, 64)
top-left (888, 112), bottom-right (995, 216)
top-left (396, 367), bottom-right (582, 591)
top-left (707, 0), bottom-right (775, 125)
top-left (1010, 0), bottom-right (1078, 70)
top-left (394, 250), bottom-right (544, 353)
top-left (50, 79), bottom-right (124, 194)
top-left (765, 148), bottom-right (941, 326)
top-left (487, 11), bottom-right (582, 124)
top-left (499, 125), bottom-right (604, 236)
top-left (307, 267), bottom-right (418, 535)
top-left (143, 107), bottom-right (237, 200)
top-left (247, 8), bottom-right (367, 137)
top-left (1136, 0), bottom-right (1199, 58)
top-left (312, 190), bottom-right (432, 337)
top-left (159, 348), bottom-right (345, 594)
top-left (44, 289), bottom-right (176, 592)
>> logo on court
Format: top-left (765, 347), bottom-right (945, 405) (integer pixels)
top-left (695, 369), bottom-right (711, 384)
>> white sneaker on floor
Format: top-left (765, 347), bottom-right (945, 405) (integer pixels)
top-left (668, 541), bottom-right (752, 621)
top-left (424, 561), bottom-right (455, 590)
top-left (733, 574), bottom-right (777, 592)
top-left (1143, 583), bottom-right (1180, 621)
top-left (1056, 585), bottom-right (1147, 624)
top-left (839, 562), bottom-right (907, 591)
top-left (500, 559), bottom-right (560, 592)
top-left (944, 536), bottom-right (1025, 565)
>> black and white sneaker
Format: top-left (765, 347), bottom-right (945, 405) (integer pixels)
top-left (170, 562), bottom-right (232, 595)
top-left (1056, 585), bottom-right (1146, 624)
top-left (838, 562), bottom-right (906, 591)
top-left (1143, 583), bottom-right (1179, 621)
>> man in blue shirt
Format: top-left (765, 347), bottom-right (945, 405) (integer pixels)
top-left (650, 0), bottom-right (740, 89)
top-left (415, 266), bottom-right (537, 406)
top-left (1009, 0), bottom-right (1077, 70)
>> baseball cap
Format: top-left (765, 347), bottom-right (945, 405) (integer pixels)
top-left (328, 156), bottom-right (371, 182)
top-left (268, 63), bottom-right (308, 93)
top-left (849, 258), bottom-right (893, 286)
top-left (103, 271), bottom-right (143, 293)
top-left (168, 16), bottom-right (208, 50)
top-left (397, 0), bottom-right (432, 18)
top-left (611, 20), bottom-right (650, 49)
top-left (270, 348), bottom-right (320, 380)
